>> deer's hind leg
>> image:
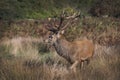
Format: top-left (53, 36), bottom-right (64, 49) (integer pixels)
top-left (80, 60), bottom-right (84, 69)
top-left (85, 58), bottom-right (90, 65)
top-left (80, 58), bottom-right (90, 69)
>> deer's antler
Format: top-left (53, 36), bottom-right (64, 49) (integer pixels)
top-left (44, 11), bottom-right (81, 32)
top-left (44, 23), bottom-right (58, 33)
top-left (60, 11), bottom-right (81, 30)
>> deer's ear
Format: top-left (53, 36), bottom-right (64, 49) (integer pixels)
top-left (61, 30), bottom-right (65, 34)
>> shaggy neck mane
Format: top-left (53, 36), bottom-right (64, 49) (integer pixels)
top-left (53, 36), bottom-right (73, 64)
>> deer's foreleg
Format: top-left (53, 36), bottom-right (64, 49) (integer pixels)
top-left (70, 61), bottom-right (79, 72)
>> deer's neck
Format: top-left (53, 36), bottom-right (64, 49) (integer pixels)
top-left (53, 37), bottom-right (73, 64)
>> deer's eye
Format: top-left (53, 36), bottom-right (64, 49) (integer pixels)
top-left (49, 36), bottom-right (52, 39)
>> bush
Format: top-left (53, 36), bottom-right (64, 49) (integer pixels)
top-left (89, 0), bottom-right (120, 17)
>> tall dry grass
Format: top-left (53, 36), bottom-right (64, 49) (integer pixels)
top-left (1, 37), bottom-right (44, 59)
top-left (0, 37), bottom-right (120, 80)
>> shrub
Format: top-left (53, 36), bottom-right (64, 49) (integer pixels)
top-left (89, 0), bottom-right (120, 17)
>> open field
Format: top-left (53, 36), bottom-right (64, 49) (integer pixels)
top-left (0, 17), bottom-right (120, 80)
top-left (0, 36), bottom-right (120, 80)
top-left (0, 0), bottom-right (120, 80)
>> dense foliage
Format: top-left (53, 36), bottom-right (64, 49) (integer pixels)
top-left (0, 0), bottom-right (96, 20)
top-left (89, 0), bottom-right (120, 17)
top-left (0, 0), bottom-right (120, 19)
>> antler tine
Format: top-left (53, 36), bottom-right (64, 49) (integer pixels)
top-left (44, 23), bottom-right (58, 33)
top-left (66, 11), bottom-right (81, 19)
top-left (57, 10), bottom-right (66, 30)
top-left (61, 11), bottom-right (81, 30)
top-left (61, 20), bottom-right (71, 30)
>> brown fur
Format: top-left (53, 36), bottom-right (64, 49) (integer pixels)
top-left (48, 33), bottom-right (94, 71)
top-left (44, 12), bottom-right (94, 71)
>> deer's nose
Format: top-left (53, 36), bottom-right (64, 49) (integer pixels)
top-left (44, 39), bottom-right (48, 43)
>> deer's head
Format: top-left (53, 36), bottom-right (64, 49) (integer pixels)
top-left (44, 11), bottom-right (80, 45)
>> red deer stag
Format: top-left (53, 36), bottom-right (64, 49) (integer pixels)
top-left (43, 12), bottom-right (94, 71)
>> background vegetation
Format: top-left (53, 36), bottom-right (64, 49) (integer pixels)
top-left (0, 36), bottom-right (119, 80)
top-left (0, 0), bottom-right (120, 20)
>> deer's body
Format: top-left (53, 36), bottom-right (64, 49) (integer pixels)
top-left (44, 11), bottom-right (94, 71)
top-left (53, 36), bottom-right (94, 65)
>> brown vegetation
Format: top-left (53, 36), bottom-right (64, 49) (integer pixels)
top-left (0, 15), bottom-right (120, 80)
top-left (0, 37), bottom-right (119, 80)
